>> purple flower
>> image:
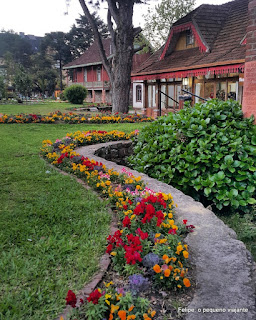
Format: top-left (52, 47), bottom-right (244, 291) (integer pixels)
top-left (128, 274), bottom-right (149, 295)
top-left (142, 253), bottom-right (160, 269)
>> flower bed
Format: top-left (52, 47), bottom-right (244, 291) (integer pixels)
top-left (41, 130), bottom-right (194, 320)
top-left (0, 111), bottom-right (153, 124)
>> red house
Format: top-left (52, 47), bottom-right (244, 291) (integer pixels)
top-left (63, 38), bottom-right (151, 104)
top-left (131, 0), bottom-right (256, 120)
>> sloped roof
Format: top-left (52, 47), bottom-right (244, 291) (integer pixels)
top-left (63, 38), bottom-right (112, 69)
top-left (133, 0), bottom-right (248, 78)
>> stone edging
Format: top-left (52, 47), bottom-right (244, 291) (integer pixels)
top-left (75, 141), bottom-right (256, 320)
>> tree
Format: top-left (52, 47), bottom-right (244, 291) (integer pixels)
top-left (77, 0), bottom-right (147, 114)
top-left (30, 53), bottom-right (58, 96)
top-left (66, 12), bottom-right (109, 58)
top-left (14, 66), bottom-right (33, 99)
top-left (0, 30), bottom-right (33, 68)
top-left (41, 32), bottom-right (72, 91)
top-left (143, 0), bottom-right (195, 50)
top-left (0, 76), bottom-right (6, 99)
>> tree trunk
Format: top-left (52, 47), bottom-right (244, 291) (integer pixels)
top-left (111, 1), bottom-right (134, 113)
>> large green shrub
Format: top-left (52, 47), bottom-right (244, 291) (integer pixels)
top-left (129, 100), bottom-right (256, 214)
top-left (63, 84), bottom-right (87, 104)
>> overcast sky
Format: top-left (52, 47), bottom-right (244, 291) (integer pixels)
top-left (0, 0), bottom-right (229, 37)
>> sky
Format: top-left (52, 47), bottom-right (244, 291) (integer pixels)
top-left (0, 0), bottom-right (229, 37)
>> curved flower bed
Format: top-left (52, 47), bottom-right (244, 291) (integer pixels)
top-left (0, 111), bottom-right (153, 124)
top-left (41, 130), bottom-right (194, 320)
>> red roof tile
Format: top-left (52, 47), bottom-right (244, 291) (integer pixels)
top-left (63, 38), bottom-right (112, 69)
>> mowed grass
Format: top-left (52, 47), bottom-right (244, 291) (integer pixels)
top-left (0, 101), bottom-right (80, 115)
top-left (0, 122), bottom-right (149, 320)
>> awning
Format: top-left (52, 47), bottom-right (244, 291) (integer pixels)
top-left (132, 64), bottom-right (245, 81)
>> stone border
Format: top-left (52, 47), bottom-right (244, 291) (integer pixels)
top-left (75, 141), bottom-right (256, 320)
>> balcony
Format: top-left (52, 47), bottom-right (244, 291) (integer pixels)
top-left (76, 81), bottom-right (110, 90)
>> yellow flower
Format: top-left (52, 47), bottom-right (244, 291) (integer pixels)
top-left (168, 212), bottom-right (173, 218)
top-left (159, 239), bottom-right (167, 244)
top-left (177, 245), bottom-right (183, 252)
top-left (177, 284), bottom-right (182, 288)
top-left (106, 180), bottom-right (111, 186)
top-left (105, 281), bottom-right (113, 287)
top-left (111, 252), bottom-right (117, 256)
top-left (111, 304), bottom-right (120, 313)
top-left (155, 233), bottom-right (161, 238)
top-left (168, 219), bottom-right (174, 225)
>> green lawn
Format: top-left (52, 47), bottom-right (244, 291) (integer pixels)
top-left (0, 122), bottom-right (149, 320)
top-left (0, 101), bottom-right (82, 115)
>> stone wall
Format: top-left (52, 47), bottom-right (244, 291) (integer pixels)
top-left (94, 141), bottom-right (133, 165)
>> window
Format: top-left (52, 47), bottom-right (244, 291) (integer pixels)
top-left (84, 68), bottom-right (87, 82)
top-left (97, 66), bottom-right (101, 81)
top-left (136, 85), bottom-right (142, 102)
top-left (186, 30), bottom-right (194, 46)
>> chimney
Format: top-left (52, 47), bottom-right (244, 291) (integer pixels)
top-left (242, 0), bottom-right (256, 120)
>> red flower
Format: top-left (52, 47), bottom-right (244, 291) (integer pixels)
top-left (128, 199), bottom-right (133, 205)
top-left (65, 290), bottom-right (77, 308)
top-left (186, 225), bottom-right (195, 232)
top-left (106, 244), bottom-right (113, 254)
top-left (123, 205), bottom-right (128, 210)
top-left (183, 220), bottom-right (188, 225)
top-left (123, 216), bottom-right (131, 228)
top-left (136, 228), bottom-right (148, 240)
top-left (87, 289), bottom-right (102, 305)
top-left (168, 228), bottom-right (177, 235)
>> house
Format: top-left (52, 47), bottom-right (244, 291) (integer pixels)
top-left (63, 38), bottom-right (151, 104)
top-left (131, 0), bottom-right (256, 119)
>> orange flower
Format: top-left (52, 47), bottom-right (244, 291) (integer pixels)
top-left (118, 310), bottom-right (127, 320)
top-left (128, 305), bottom-right (135, 312)
top-left (183, 278), bottom-right (191, 287)
top-left (183, 250), bottom-right (189, 259)
top-left (180, 270), bottom-right (186, 278)
top-left (169, 265), bottom-right (173, 271)
top-left (127, 315), bottom-right (136, 320)
top-left (164, 269), bottom-right (171, 277)
top-left (153, 264), bottom-right (161, 273)
top-left (109, 314), bottom-right (114, 320)
top-left (162, 254), bottom-right (168, 260)
top-left (151, 310), bottom-right (156, 317)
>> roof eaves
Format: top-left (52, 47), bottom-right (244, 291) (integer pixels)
top-left (63, 54), bottom-right (114, 70)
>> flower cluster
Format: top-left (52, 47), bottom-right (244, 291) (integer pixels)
top-left (0, 111), bottom-right (153, 124)
top-left (41, 130), bottom-right (194, 319)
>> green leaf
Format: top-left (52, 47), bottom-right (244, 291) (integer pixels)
top-left (229, 189), bottom-right (238, 197)
top-left (248, 198), bottom-right (256, 205)
top-left (248, 186), bottom-right (255, 193)
top-left (239, 200), bottom-right (247, 206)
top-left (216, 171), bottom-right (225, 180)
top-left (204, 188), bottom-right (211, 196)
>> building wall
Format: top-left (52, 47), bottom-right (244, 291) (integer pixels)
top-left (175, 31), bottom-right (198, 51)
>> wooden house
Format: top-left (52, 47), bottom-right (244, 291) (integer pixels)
top-left (131, 0), bottom-right (255, 118)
